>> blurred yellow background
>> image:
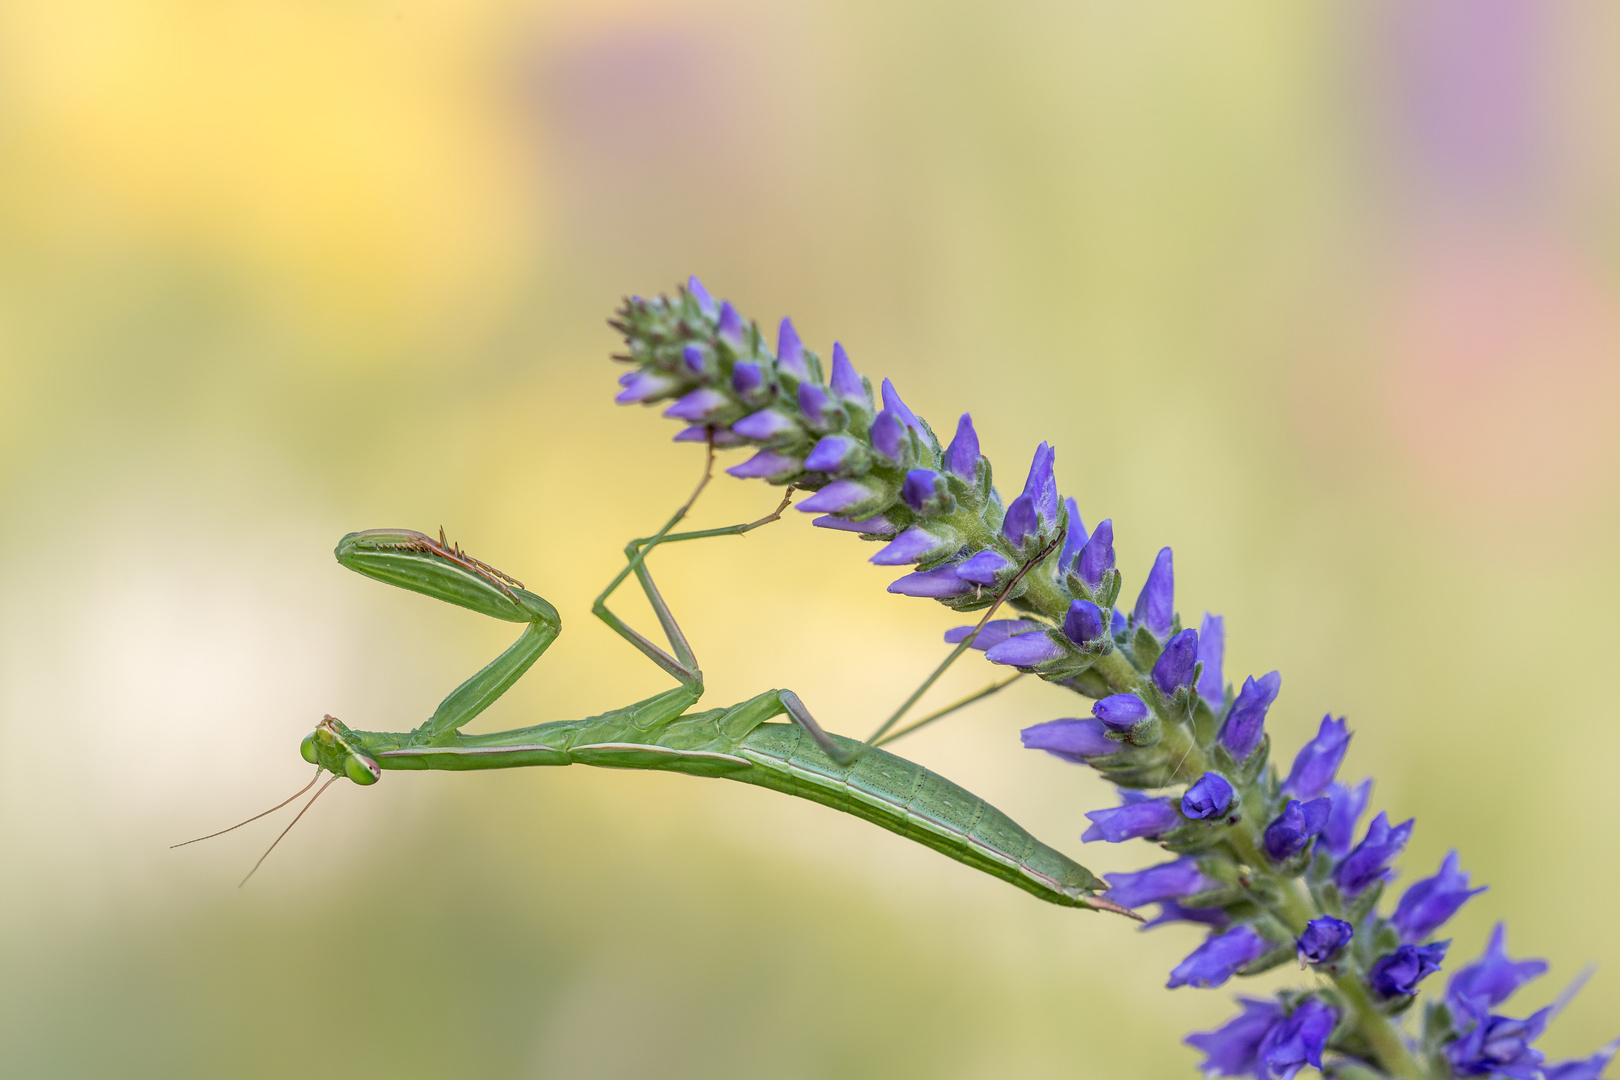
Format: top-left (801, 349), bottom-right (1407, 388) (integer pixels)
top-left (2, 2), bottom-right (1617, 1077)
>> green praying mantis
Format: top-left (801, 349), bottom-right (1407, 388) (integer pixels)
top-left (179, 449), bottom-right (1134, 919)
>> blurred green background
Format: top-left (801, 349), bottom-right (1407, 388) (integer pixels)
top-left (2, 2), bottom-right (1617, 1077)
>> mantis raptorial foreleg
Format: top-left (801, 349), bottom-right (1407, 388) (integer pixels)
top-left (330, 526), bottom-right (563, 751)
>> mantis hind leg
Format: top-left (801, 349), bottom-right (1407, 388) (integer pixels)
top-left (710, 689), bottom-right (856, 767)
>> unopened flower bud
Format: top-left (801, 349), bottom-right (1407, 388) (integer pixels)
top-left (1298, 918), bottom-right (1353, 964)
top-left (1063, 599), bottom-right (1104, 644)
top-left (1078, 519), bottom-right (1116, 588)
top-left (1219, 671), bottom-right (1281, 760)
top-left (1151, 628), bottom-right (1200, 695)
top-left (1093, 694), bottom-right (1149, 731)
top-left (1181, 773), bottom-right (1235, 820)
top-left (955, 549), bottom-right (1012, 585)
top-left (776, 317), bottom-right (808, 380)
top-left (944, 414), bottom-right (980, 480)
top-left (1134, 547), bottom-right (1175, 638)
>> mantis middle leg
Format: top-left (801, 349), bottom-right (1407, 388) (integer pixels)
top-left (589, 453), bottom-right (853, 762)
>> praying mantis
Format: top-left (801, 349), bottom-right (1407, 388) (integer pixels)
top-left (183, 449), bottom-right (1132, 918)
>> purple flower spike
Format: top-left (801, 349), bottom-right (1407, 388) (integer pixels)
top-left (887, 564), bottom-right (973, 599)
top-left (1298, 917), bottom-right (1353, 964)
top-left (829, 343), bottom-right (865, 402)
top-left (1321, 778), bottom-right (1372, 857)
top-left (687, 275), bottom-right (716, 317)
top-left (776, 317), bottom-right (808, 380)
top-left (1197, 613), bottom-right (1225, 708)
top-left (944, 619), bottom-right (1040, 650)
top-left (804, 434), bottom-right (859, 473)
top-left (797, 382), bottom-right (830, 425)
top-left (731, 360), bottom-right (763, 395)
top-left (1104, 858), bottom-right (1219, 908)
top-left (944, 414), bottom-right (980, 480)
top-left (879, 378), bottom-right (922, 432)
top-left (615, 370), bottom-right (677, 404)
top-left (1151, 628), bottom-right (1200, 695)
top-left (1020, 442), bottom-right (1059, 521)
top-left (984, 630), bottom-right (1066, 668)
top-left (1263, 797), bottom-right (1331, 861)
top-left (901, 468), bottom-right (947, 515)
top-left (1078, 519), bottom-right (1116, 587)
top-left (732, 409), bottom-right (799, 441)
top-left (870, 410), bottom-right (904, 461)
top-left (1093, 694), bottom-right (1149, 731)
top-left (1181, 772), bottom-right (1235, 820)
top-left (797, 479), bottom-right (880, 515)
top-left (1448, 924), bottom-right (1548, 1009)
top-left (1002, 494), bottom-right (1038, 547)
top-left (1058, 497), bottom-right (1089, 572)
top-left (1446, 997), bottom-right (1551, 1080)
top-left (1257, 998), bottom-right (1336, 1080)
top-left (1218, 671), bottom-right (1282, 760)
top-left (1134, 547), bottom-right (1175, 637)
top-left (1392, 851), bottom-right (1486, 943)
top-left (869, 525), bottom-right (944, 566)
top-left (724, 450), bottom-right (801, 480)
top-left (1021, 717), bottom-right (1117, 762)
top-left (1063, 599), bottom-right (1104, 644)
top-left (663, 387), bottom-right (731, 422)
top-left (956, 549), bottom-right (1012, 585)
top-left (1334, 811), bottom-right (1414, 896)
top-left (1167, 926), bottom-right (1271, 989)
top-left (716, 301), bottom-right (744, 344)
top-left (1185, 998), bottom-right (1285, 1078)
top-left (1082, 797), bottom-right (1180, 843)
top-left (683, 345), bottom-right (707, 374)
top-left (811, 514), bottom-right (897, 536)
top-left (1369, 941), bottom-right (1449, 998)
top-left (1282, 715), bottom-right (1351, 800)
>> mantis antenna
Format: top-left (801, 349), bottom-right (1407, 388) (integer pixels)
top-left (169, 765), bottom-right (323, 848)
top-left (238, 775), bottom-right (340, 888)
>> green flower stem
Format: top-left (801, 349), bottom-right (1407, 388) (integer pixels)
top-left (1090, 647), bottom-right (1145, 697)
top-left (1332, 972), bottom-right (1430, 1080)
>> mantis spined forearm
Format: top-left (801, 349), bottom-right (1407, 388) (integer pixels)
top-left (284, 461), bottom-right (1132, 917)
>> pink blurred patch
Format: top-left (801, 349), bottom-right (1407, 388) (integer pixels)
top-left (1384, 235), bottom-right (1620, 510)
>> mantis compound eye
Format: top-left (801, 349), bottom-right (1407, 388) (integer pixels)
top-left (299, 733), bottom-right (319, 765)
top-left (344, 753), bottom-right (382, 786)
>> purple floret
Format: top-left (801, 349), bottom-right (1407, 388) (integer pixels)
top-left (1167, 926), bottom-right (1271, 989)
top-left (1281, 715), bottom-right (1351, 800)
top-left (1185, 998), bottom-right (1284, 1077)
top-left (1083, 797), bottom-right (1180, 843)
top-left (1392, 851), bottom-right (1486, 943)
top-left (1020, 717), bottom-right (1117, 762)
top-left (1219, 671), bottom-right (1281, 760)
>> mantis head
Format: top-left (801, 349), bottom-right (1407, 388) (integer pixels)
top-left (301, 715), bottom-right (382, 786)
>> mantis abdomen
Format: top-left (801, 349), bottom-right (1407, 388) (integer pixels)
top-left (361, 695), bottom-right (1112, 911)
top-left (736, 723), bottom-right (1106, 909)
